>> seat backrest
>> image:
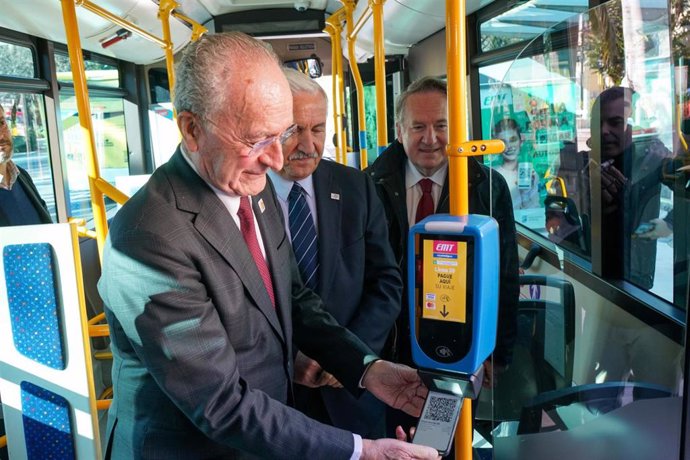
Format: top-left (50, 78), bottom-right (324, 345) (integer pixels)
top-left (0, 223), bottom-right (101, 459)
top-left (486, 275), bottom-right (576, 422)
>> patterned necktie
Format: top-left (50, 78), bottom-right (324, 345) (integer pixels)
top-left (288, 182), bottom-right (319, 290)
top-left (237, 196), bottom-right (275, 307)
top-left (415, 178), bottom-right (435, 223)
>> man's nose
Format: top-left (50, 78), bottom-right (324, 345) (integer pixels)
top-left (297, 130), bottom-right (316, 152)
top-left (421, 126), bottom-right (437, 144)
top-left (259, 140), bottom-right (284, 170)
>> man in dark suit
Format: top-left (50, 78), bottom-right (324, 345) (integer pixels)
top-left (0, 104), bottom-right (52, 226)
top-left (366, 77), bottom-right (519, 435)
top-left (268, 68), bottom-right (402, 438)
top-left (97, 32), bottom-right (438, 460)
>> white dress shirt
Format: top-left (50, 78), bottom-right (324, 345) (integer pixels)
top-left (405, 159), bottom-right (448, 228)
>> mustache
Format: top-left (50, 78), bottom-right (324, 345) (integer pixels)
top-left (288, 150), bottom-right (319, 161)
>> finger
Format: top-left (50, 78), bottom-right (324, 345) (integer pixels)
top-left (395, 425), bottom-right (408, 442)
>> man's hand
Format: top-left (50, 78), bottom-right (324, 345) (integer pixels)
top-left (293, 351), bottom-right (342, 388)
top-left (361, 438), bottom-right (439, 460)
top-left (600, 160), bottom-right (627, 213)
top-left (637, 218), bottom-right (672, 240)
top-left (362, 360), bottom-right (427, 417)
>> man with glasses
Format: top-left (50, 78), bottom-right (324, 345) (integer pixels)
top-left (98, 32), bottom-right (438, 460)
top-left (0, 104), bottom-right (51, 227)
top-left (269, 68), bottom-right (402, 439)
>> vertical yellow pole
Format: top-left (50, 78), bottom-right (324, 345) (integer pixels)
top-left (370, 0), bottom-right (388, 155)
top-left (447, 0), bottom-right (469, 217)
top-left (324, 22), bottom-right (343, 164)
top-left (446, 0), bottom-right (473, 458)
top-left (60, 0), bottom-right (107, 257)
top-left (326, 12), bottom-right (348, 165)
top-left (158, 0), bottom-right (179, 104)
top-left (336, 29), bottom-right (348, 166)
top-left (343, 0), bottom-right (369, 169)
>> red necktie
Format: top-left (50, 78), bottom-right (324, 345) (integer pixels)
top-left (237, 196), bottom-right (275, 307)
top-left (415, 178), bottom-right (435, 223)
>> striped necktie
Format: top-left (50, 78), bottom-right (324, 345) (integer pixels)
top-left (288, 182), bottom-right (319, 290)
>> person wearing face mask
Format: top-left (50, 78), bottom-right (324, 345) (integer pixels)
top-left (492, 118), bottom-right (540, 210)
top-left (268, 68), bottom-right (402, 439)
top-left (0, 104), bottom-right (51, 227)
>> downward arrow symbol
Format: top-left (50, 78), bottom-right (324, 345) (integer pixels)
top-left (441, 305), bottom-right (449, 317)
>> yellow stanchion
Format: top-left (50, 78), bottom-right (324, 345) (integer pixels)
top-left (61, 0), bottom-right (108, 257)
top-left (370, 0), bottom-right (387, 155)
top-left (325, 11), bottom-right (348, 164)
top-left (342, 0), bottom-right (369, 169)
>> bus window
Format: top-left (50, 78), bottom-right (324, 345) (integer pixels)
top-left (480, 0), bottom-right (684, 307)
top-left (0, 92), bottom-right (56, 221)
top-left (58, 94), bottom-right (128, 223)
top-left (0, 41), bottom-right (35, 78)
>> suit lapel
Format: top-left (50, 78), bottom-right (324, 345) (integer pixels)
top-left (167, 151), bottom-right (285, 343)
top-left (313, 162), bottom-right (340, 302)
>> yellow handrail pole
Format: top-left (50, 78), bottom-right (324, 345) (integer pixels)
top-left (370, 0), bottom-right (387, 154)
top-left (325, 17), bottom-right (347, 164)
top-left (342, 0), bottom-right (368, 169)
top-left (336, 24), bottom-right (348, 165)
top-left (324, 20), bottom-right (343, 164)
top-left (446, 0), bottom-right (473, 458)
top-left (171, 11), bottom-right (208, 41)
top-left (350, 7), bottom-right (373, 39)
top-left (61, 0), bottom-right (108, 256)
top-left (158, 0), bottom-right (179, 104)
top-left (326, 11), bottom-right (348, 165)
top-left (78, 0), bottom-right (166, 48)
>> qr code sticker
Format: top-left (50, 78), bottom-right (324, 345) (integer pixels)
top-left (423, 395), bottom-right (457, 423)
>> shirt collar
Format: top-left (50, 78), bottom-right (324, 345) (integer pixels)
top-left (405, 159), bottom-right (448, 189)
top-left (267, 169), bottom-right (315, 202)
top-left (0, 160), bottom-right (19, 190)
top-left (180, 143), bottom-right (243, 215)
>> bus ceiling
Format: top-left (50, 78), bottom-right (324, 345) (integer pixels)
top-left (0, 0), bottom-right (494, 67)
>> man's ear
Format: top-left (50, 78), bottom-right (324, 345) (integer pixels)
top-left (177, 111), bottom-right (200, 152)
top-left (395, 122), bottom-right (403, 143)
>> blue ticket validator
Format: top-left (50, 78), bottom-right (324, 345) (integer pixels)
top-left (407, 214), bottom-right (499, 376)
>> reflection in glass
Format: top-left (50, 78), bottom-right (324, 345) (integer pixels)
top-left (0, 92), bottom-right (56, 221)
top-left (58, 95), bottom-right (128, 223)
top-left (475, 1), bottom-right (686, 458)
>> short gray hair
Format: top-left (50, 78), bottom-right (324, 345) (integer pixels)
top-left (395, 77), bottom-right (447, 124)
top-left (173, 32), bottom-right (279, 121)
top-left (282, 67), bottom-right (327, 105)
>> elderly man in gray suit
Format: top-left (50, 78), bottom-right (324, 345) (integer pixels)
top-left (269, 69), bottom-right (402, 439)
top-left (98, 32), bottom-right (438, 460)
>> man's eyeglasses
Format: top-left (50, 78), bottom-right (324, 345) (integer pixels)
top-left (202, 115), bottom-right (298, 157)
top-left (247, 124), bottom-right (299, 156)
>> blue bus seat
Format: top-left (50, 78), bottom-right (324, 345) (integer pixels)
top-left (482, 274), bottom-right (576, 422)
top-left (0, 223), bottom-right (102, 459)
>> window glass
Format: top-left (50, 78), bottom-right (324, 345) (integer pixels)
top-left (54, 53), bottom-right (120, 88)
top-left (480, 1), bottom-right (685, 305)
top-left (59, 94), bottom-right (128, 222)
top-left (0, 42), bottom-right (35, 78)
top-left (0, 92), bottom-right (56, 221)
top-left (479, 0), bottom-right (588, 52)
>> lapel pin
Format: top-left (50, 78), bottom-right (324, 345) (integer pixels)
top-left (330, 193), bottom-right (340, 201)
top-left (258, 198), bottom-right (266, 213)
